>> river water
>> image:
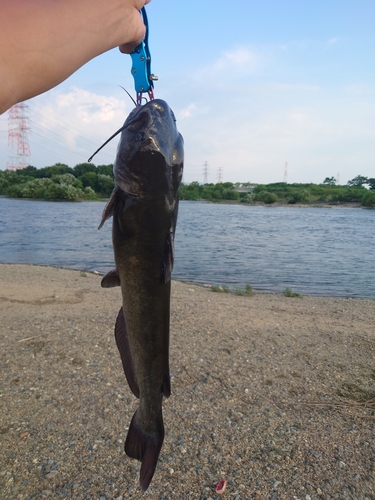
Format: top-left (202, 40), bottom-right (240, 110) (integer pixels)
top-left (0, 197), bottom-right (374, 298)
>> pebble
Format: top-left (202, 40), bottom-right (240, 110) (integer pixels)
top-left (45, 470), bottom-right (57, 480)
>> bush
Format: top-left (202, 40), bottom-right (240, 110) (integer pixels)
top-left (253, 190), bottom-right (279, 204)
top-left (361, 190), bottom-right (375, 207)
top-left (287, 190), bottom-right (309, 204)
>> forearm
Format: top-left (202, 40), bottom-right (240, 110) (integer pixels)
top-left (0, 0), bottom-right (149, 114)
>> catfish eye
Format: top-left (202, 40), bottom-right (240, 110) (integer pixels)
top-left (136, 132), bottom-right (145, 142)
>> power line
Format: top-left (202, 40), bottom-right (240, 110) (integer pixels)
top-left (217, 167), bottom-right (223, 183)
top-left (203, 161), bottom-right (209, 184)
top-left (7, 103), bottom-right (31, 170)
top-left (283, 162), bottom-right (288, 184)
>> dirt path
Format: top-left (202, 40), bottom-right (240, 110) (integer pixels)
top-left (0, 264), bottom-right (374, 500)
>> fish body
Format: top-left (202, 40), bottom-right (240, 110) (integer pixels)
top-left (100, 99), bottom-right (184, 490)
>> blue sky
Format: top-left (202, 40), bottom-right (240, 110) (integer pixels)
top-left (1, 0), bottom-right (375, 184)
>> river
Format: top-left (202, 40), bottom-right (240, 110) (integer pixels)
top-left (0, 197), bottom-right (374, 298)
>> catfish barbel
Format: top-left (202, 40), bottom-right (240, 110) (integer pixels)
top-left (99, 99), bottom-right (184, 491)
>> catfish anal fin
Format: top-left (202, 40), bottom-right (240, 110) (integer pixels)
top-left (101, 269), bottom-right (121, 288)
top-left (162, 231), bottom-right (174, 284)
top-left (115, 307), bottom-right (140, 398)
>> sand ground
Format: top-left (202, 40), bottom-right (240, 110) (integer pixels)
top-left (0, 264), bottom-right (374, 500)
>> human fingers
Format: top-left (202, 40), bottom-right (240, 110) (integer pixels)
top-left (118, 0), bottom-right (151, 54)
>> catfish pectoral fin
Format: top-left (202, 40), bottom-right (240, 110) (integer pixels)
top-left (101, 269), bottom-right (121, 288)
top-left (162, 231), bottom-right (174, 284)
top-left (115, 307), bottom-right (140, 398)
top-left (125, 409), bottom-right (164, 492)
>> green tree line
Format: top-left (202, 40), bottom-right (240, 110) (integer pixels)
top-left (0, 162), bottom-right (114, 200)
top-left (1, 165), bottom-right (375, 207)
top-left (180, 176), bottom-right (375, 207)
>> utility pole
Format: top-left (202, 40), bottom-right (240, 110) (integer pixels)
top-left (7, 103), bottom-right (31, 170)
top-left (203, 161), bottom-right (209, 184)
top-left (283, 162), bottom-right (288, 184)
top-left (217, 167), bottom-right (223, 183)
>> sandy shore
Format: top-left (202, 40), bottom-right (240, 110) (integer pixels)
top-left (0, 264), bottom-right (374, 500)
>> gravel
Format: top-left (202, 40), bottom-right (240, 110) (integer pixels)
top-left (0, 264), bottom-right (374, 499)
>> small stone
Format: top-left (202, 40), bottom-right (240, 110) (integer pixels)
top-left (45, 471), bottom-right (57, 480)
top-left (42, 490), bottom-right (52, 496)
top-left (305, 496), bottom-right (311, 500)
top-left (317, 487), bottom-right (323, 494)
top-left (272, 481), bottom-right (282, 489)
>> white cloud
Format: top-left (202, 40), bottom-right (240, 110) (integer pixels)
top-left (178, 103), bottom-right (197, 119)
top-left (56, 88), bottom-right (125, 124)
top-left (213, 47), bottom-right (259, 71)
top-left (25, 87), bottom-right (131, 166)
top-left (193, 46), bottom-right (261, 84)
top-left (327, 37), bottom-right (339, 46)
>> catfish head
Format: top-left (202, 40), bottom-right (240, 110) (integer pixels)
top-left (114, 99), bottom-right (184, 202)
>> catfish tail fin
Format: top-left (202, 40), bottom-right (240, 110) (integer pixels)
top-left (125, 408), bottom-right (164, 492)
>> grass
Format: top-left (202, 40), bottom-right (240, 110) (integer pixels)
top-left (211, 285), bottom-right (230, 293)
top-left (235, 284), bottom-right (255, 296)
top-left (283, 287), bottom-right (302, 298)
top-left (211, 284), bottom-right (254, 296)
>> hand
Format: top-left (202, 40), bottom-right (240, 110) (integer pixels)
top-left (0, 0), bottom-right (153, 114)
top-left (118, 0), bottom-right (152, 54)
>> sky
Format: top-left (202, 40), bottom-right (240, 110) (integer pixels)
top-left (1, 0), bottom-right (375, 185)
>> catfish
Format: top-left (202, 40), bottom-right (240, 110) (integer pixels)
top-left (99, 99), bottom-right (184, 491)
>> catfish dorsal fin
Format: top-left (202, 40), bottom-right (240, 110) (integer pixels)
top-left (98, 187), bottom-right (136, 229)
top-left (98, 188), bottom-right (119, 229)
